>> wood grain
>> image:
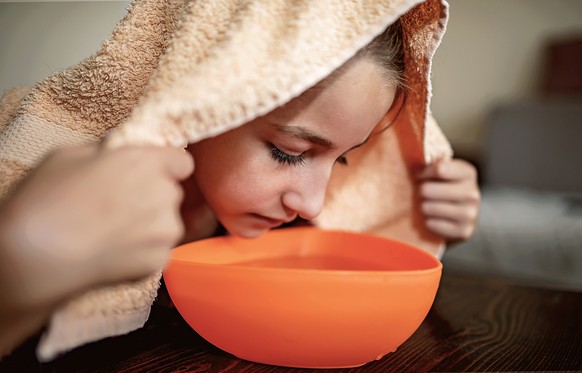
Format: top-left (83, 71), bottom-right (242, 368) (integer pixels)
top-left (2, 270), bottom-right (581, 372)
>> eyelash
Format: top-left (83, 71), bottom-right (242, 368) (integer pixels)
top-left (270, 145), bottom-right (348, 166)
top-left (270, 146), bottom-right (305, 166)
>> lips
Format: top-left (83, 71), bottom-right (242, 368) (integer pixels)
top-left (251, 213), bottom-right (294, 227)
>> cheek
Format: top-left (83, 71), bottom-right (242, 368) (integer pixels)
top-left (193, 142), bottom-right (283, 211)
top-left (228, 155), bottom-right (290, 207)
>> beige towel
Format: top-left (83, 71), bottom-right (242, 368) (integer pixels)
top-left (0, 0), bottom-right (451, 361)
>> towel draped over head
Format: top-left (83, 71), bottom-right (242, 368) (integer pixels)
top-left (0, 0), bottom-right (451, 360)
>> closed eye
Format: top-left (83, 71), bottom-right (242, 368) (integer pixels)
top-left (270, 145), bottom-right (305, 166)
top-left (270, 145), bottom-right (348, 166)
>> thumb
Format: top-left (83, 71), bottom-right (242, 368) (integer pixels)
top-left (417, 161), bottom-right (440, 180)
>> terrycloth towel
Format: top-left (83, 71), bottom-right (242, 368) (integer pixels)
top-left (0, 0), bottom-right (452, 361)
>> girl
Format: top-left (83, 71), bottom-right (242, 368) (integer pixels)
top-left (181, 20), bottom-right (479, 244)
top-left (0, 0), bottom-right (478, 360)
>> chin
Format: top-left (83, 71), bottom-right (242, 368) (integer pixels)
top-left (224, 223), bottom-right (270, 239)
top-left (235, 230), bottom-right (266, 239)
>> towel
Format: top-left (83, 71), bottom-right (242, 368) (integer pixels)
top-left (0, 0), bottom-right (451, 361)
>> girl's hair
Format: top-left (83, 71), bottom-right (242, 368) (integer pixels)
top-left (356, 19), bottom-right (405, 89)
top-left (356, 20), bottom-right (406, 133)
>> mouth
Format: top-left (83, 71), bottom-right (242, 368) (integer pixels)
top-left (250, 214), bottom-right (292, 228)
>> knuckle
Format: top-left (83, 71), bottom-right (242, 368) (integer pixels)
top-left (468, 189), bottom-right (481, 203)
top-left (421, 202), bottom-right (432, 214)
top-left (153, 180), bottom-right (183, 206)
top-left (166, 182), bottom-right (185, 204)
top-left (440, 161), bottom-right (452, 174)
top-left (143, 251), bottom-right (170, 274)
top-left (127, 146), bottom-right (154, 162)
top-left (154, 225), bottom-right (179, 250)
top-left (175, 182), bottom-right (185, 201)
top-left (175, 222), bottom-right (186, 242)
top-left (461, 160), bottom-right (475, 174)
top-left (419, 183), bottom-right (432, 197)
top-left (468, 209), bottom-right (479, 223)
top-left (43, 150), bottom-right (61, 164)
top-left (49, 147), bottom-right (75, 161)
top-left (468, 166), bottom-right (478, 179)
top-left (167, 217), bottom-right (185, 243)
top-left (462, 208), bottom-right (478, 222)
top-left (461, 226), bottom-right (474, 240)
top-left (116, 147), bottom-right (143, 165)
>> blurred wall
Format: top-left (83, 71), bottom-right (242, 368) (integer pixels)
top-left (0, 1), bottom-right (129, 92)
top-left (1, 0), bottom-right (581, 160)
top-left (431, 0), bottom-right (582, 159)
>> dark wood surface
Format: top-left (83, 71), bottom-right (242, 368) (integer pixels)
top-left (2, 269), bottom-right (581, 372)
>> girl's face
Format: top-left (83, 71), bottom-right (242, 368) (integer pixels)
top-left (189, 58), bottom-right (396, 238)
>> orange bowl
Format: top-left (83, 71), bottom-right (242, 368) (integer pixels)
top-left (163, 227), bottom-right (442, 368)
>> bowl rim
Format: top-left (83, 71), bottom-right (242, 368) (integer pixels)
top-left (167, 227), bottom-right (443, 276)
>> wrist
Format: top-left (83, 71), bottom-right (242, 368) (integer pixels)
top-left (0, 204), bottom-right (58, 356)
top-left (0, 201), bottom-right (79, 313)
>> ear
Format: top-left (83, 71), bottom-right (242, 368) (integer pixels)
top-left (385, 88), bottom-right (406, 124)
top-left (373, 88), bottom-right (405, 134)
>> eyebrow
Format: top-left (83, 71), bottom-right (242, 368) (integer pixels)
top-left (273, 124), bottom-right (337, 150)
top-left (272, 123), bottom-right (369, 152)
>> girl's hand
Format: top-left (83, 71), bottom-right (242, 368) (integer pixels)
top-left (418, 158), bottom-right (480, 243)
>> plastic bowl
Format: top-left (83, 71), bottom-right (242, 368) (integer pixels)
top-left (163, 227), bottom-right (442, 368)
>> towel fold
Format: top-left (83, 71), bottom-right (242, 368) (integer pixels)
top-left (0, 0), bottom-right (451, 361)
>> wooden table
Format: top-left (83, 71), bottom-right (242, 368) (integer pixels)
top-left (2, 269), bottom-right (582, 372)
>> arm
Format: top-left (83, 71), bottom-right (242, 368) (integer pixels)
top-left (0, 145), bottom-right (193, 356)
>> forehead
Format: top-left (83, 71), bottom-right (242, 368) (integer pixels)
top-left (267, 58), bottom-right (395, 144)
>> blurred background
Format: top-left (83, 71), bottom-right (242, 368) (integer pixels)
top-left (1, 0), bottom-right (581, 290)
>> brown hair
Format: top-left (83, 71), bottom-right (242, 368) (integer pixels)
top-left (357, 19), bottom-right (406, 89)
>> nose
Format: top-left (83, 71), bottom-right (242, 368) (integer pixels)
top-left (281, 168), bottom-right (330, 221)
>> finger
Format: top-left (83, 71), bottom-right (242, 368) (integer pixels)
top-left (63, 143), bottom-right (100, 157)
top-left (421, 201), bottom-right (478, 223)
top-left (114, 209), bottom-right (184, 278)
top-left (151, 147), bottom-right (195, 181)
top-left (46, 144), bottom-right (99, 166)
top-left (102, 244), bottom-right (170, 282)
top-left (425, 218), bottom-right (474, 242)
top-left (418, 159), bottom-right (476, 181)
top-left (420, 180), bottom-right (480, 203)
top-left (417, 161), bottom-right (440, 180)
